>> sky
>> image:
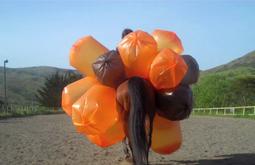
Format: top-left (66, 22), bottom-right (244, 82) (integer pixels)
top-left (0, 0), bottom-right (255, 70)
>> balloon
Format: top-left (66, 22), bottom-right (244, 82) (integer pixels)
top-left (181, 55), bottom-right (200, 85)
top-left (71, 84), bottom-right (125, 147)
top-left (86, 119), bottom-right (125, 147)
top-left (152, 29), bottom-right (184, 54)
top-left (156, 85), bottom-right (193, 121)
top-left (70, 36), bottom-right (108, 76)
top-left (151, 114), bottom-right (182, 154)
top-left (117, 30), bottom-right (158, 78)
top-left (62, 29), bottom-right (198, 157)
top-left (149, 48), bottom-right (188, 90)
top-left (62, 76), bottom-right (98, 116)
top-left (92, 50), bottom-right (126, 88)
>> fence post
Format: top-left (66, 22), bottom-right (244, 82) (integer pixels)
top-left (233, 108), bottom-right (235, 115)
top-left (216, 108), bottom-right (218, 115)
top-left (224, 108), bottom-right (226, 115)
top-left (209, 108), bottom-right (212, 115)
top-left (243, 108), bottom-right (245, 116)
top-left (254, 106), bottom-right (255, 115)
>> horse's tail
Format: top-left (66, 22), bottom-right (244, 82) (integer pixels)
top-left (128, 77), bottom-right (155, 165)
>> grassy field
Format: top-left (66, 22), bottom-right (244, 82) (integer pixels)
top-left (192, 112), bottom-right (255, 120)
top-left (0, 106), bottom-right (63, 119)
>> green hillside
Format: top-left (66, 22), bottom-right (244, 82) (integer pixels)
top-left (1, 50), bottom-right (255, 107)
top-left (0, 66), bottom-right (77, 105)
top-left (193, 51), bottom-right (255, 108)
top-left (204, 50), bottom-right (255, 73)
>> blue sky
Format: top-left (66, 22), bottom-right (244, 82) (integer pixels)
top-left (0, 0), bottom-right (255, 70)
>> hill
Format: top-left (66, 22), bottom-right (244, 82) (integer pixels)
top-left (0, 66), bottom-right (77, 105)
top-left (1, 50), bottom-right (255, 107)
top-left (193, 50), bottom-right (255, 108)
top-left (204, 50), bottom-right (255, 73)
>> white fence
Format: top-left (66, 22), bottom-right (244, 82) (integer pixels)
top-left (0, 104), bottom-right (62, 116)
top-left (193, 106), bottom-right (255, 116)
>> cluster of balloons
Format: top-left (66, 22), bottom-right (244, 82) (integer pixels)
top-left (62, 29), bottom-right (199, 155)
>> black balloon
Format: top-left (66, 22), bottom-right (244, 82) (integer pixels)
top-left (92, 50), bottom-right (126, 88)
top-left (156, 85), bottom-right (193, 121)
top-left (181, 55), bottom-right (199, 85)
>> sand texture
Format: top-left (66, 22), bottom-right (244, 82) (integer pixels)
top-left (0, 114), bottom-right (255, 165)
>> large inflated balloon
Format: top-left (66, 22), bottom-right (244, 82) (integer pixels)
top-left (181, 55), bottom-right (200, 85)
top-left (71, 84), bottom-right (125, 147)
top-left (70, 36), bottom-right (108, 76)
top-left (151, 114), bottom-right (182, 154)
top-left (62, 76), bottom-right (98, 116)
top-left (92, 50), bottom-right (126, 88)
top-left (152, 29), bottom-right (184, 54)
top-left (156, 85), bottom-right (193, 121)
top-left (149, 48), bottom-right (188, 90)
top-left (118, 30), bottom-right (158, 78)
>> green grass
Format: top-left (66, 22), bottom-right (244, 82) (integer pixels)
top-left (193, 50), bottom-right (255, 108)
top-left (192, 113), bottom-right (255, 120)
top-left (0, 106), bottom-right (64, 119)
top-left (193, 67), bottom-right (255, 108)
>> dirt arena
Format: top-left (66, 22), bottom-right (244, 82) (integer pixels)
top-left (0, 114), bottom-right (255, 165)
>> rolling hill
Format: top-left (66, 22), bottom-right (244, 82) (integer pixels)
top-left (204, 50), bottom-right (255, 73)
top-left (193, 50), bottom-right (255, 107)
top-left (0, 66), bottom-right (77, 105)
top-left (0, 50), bottom-right (254, 107)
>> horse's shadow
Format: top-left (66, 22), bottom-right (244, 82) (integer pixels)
top-left (150, 153), bottom-right (255, 165)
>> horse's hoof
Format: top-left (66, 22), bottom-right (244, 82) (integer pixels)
top-left (119, 158), bottom-right (133, 165)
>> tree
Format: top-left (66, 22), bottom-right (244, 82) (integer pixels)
top-left (35, 71), bottom-right (82, 109)
top-left (0, 99), bottom-right (4, 110)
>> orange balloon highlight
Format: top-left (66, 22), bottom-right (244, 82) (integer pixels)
top-left (71, 84), bottom-right (125, 147)
top-left (117, 30), bottom-right (157, 78)
top-left (70, 36), bottom-right (108, 76)
top-left (86, 120), bottom-right (125, 147)
top-left (151, 114), bottom-right (182, 155)
top-left (62, 76), bottom-right (98, 116)
top-left (152, 29), bottom-right (184, 54)
top-left (149, 48), bottom-right (188, 90)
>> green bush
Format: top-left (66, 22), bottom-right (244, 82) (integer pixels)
top-left (193, 67), bottom-right (255, 108)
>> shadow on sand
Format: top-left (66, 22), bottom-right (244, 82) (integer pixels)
top-left (151, 153), bottom-right (255, 165)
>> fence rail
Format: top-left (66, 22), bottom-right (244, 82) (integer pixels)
top-left (0, 104), bottom-right (63, 118)
top-left (193, 106), bottom-right (255, 116)
top-left (1, 104), bottom-right (255, 117)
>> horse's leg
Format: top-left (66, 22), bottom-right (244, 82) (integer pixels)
top-left (122, 138), bottom-right (131, 159)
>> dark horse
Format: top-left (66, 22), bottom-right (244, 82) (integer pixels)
top-left (117, 77), bottom-right (156, 165)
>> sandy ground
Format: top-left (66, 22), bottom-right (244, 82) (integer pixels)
top-left (0, 114), bottom-right (255, 165)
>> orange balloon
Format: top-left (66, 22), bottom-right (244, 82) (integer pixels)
top-left (151, 114), bottom-right (182, 154)
top-left (62, 76), bottom-right (98, 116)
top-left (152, 29), bottom-right (184, 54)
top-left (117, 30), bottom-right (158, 78)
top-left (149, 48), bottom-right (188, 90)
top-left (71, 84), bottom-right (125, 146)
top-left (86, 120), bottom-right (125, 147)
top-left (70, 36), bottom-right (108, 76)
